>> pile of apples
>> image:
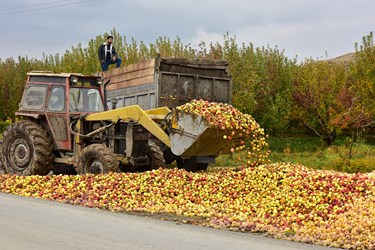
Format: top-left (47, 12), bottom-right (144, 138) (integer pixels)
top-left (176, 99), bottom-right (270, 167)
top-left (1, 163), bottom-right (374, 249)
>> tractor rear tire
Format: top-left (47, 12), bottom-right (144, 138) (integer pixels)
top-left (0, 140), bottom-right (4, 174)
top-left (176, 157), bottom-right (209, 171)
top-left (176, 157), bottom-right (198, 171)
top-left (1, 120), bottom-right (53, 176)
top-left (76, 144), bottom-right (119, 174)
top-left (148, 141), bottom-right (165, 170)
top-left (197, 163), bottom-right (209, 171)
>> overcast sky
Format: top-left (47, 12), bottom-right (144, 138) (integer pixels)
top-left (0, 0), bottom-right (374, 62)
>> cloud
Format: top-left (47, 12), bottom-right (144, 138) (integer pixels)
top-left (0, 0), bottom-right (375, 61)
top-left (188, 1), bottom-right (375, 61)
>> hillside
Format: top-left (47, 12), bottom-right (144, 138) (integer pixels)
top-left (329, 52), bottom-right (356, 63)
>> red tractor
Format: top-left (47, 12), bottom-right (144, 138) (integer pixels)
top-left (0, 72), bottom-right (167, 175)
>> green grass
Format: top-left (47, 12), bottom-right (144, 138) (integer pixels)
top-left (213, 135), bottom-right (375, 173)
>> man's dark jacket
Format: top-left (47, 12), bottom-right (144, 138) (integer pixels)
top-left (98, 43), bottom-right (118, 62)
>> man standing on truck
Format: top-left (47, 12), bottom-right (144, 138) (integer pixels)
top-left (98, 35), bottom-right (122, 71)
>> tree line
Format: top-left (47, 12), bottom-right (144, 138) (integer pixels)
top-left (1, 28), bottom-right (374, 146)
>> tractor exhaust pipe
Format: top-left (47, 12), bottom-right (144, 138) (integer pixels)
top-left (103, 79), bottom-right (111, 111)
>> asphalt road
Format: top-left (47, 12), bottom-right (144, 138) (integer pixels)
top-left (0, 193), bottom-right (338, 250)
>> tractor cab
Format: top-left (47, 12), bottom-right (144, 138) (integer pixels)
top-left (16, 72), bottom-right (106, 151)
top-left (18, 72), bottom-right (105, 114)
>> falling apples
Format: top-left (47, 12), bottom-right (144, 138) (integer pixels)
top-left (0, 163), bottom-right (374, 249)
top-left (176, 99), bottom-right (270, 167)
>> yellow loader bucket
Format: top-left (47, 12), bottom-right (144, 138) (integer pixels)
top-left (170, 112), bottom-right (240, 157)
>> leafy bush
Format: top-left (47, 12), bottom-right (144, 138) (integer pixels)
top-left (328, 157), bottom-right (375, 173)
top-left (0, 118), bottom-right (12, 134)
top-left (252, 136), bottom-right (375, 173)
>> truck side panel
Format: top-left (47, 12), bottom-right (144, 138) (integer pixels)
top-left (102, 59), bottom-right (156, 92)
top-left (158, 73), bottom-right (231, 107)
top-left (102, 59), bottom-right (157, 109)
top-left (102, 56), bottom-right (232, 110)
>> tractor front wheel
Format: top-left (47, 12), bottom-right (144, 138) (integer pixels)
top-left (76, 144), bottom-right (119, 174)
top-left (148, 141), bottom-right (165, 170)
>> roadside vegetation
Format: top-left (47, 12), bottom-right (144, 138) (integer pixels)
top-left (1, 29), bottom-right (375, 173)
top-left (214, 135), bottom-right (375, 173)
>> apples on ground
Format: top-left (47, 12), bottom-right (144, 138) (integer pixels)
top-left (0, 163), bottom-right (374, 249)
